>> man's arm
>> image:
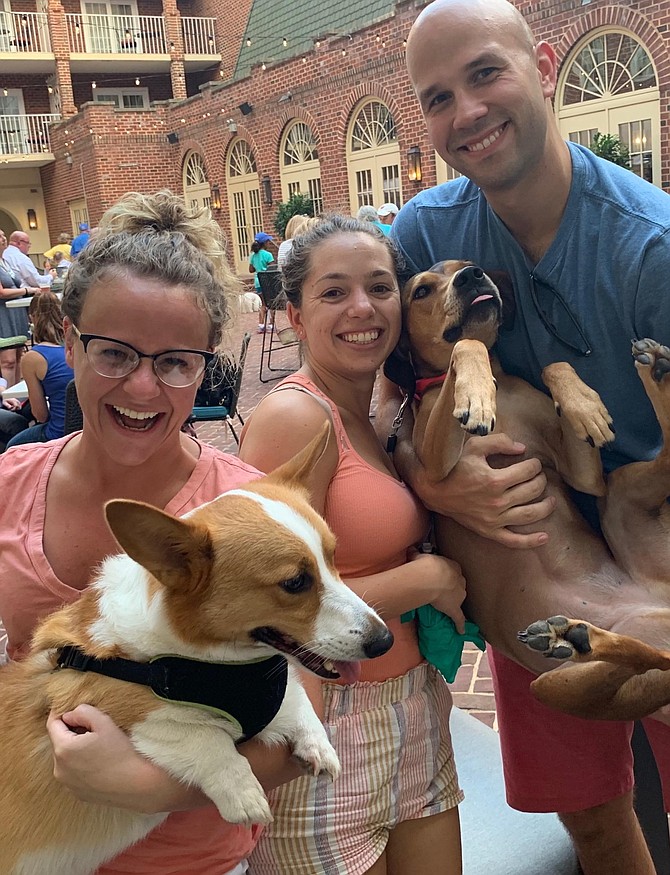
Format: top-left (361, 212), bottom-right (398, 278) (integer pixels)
top-left (376, 376), bottom-right (554, 549)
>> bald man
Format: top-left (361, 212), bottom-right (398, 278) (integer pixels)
top-left (383, 1), bottom-right (670, 873)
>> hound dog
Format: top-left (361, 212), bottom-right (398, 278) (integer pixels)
top-left (385, 259), bottom-right (670, 720)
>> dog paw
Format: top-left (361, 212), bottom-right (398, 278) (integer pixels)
top-left (633, 339), bottom-right (670, 384)
top-left (291, 735), bottom-right (341, 780)
top-left (213, 785), bottom-right (273, 826)
top-left (517, 616), bottom-right (593, 661)
top-left (453, 385), bottom-right (496, 435)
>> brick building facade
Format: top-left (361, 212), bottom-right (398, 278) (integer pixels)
top-left (0, 0), bottom-right (667, 269)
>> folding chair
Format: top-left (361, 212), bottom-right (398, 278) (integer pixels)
top-left (188, 332), bottom-right (250, 444)
top-left (257, 270), bottom-right (301, 383)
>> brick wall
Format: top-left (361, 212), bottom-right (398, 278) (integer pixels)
top-left (39, 0), bottom-right (670, 250)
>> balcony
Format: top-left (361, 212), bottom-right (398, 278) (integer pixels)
top-left (0, 113), bottom-right (61, 167)
top-left (181, 17), bottom-right (220, 69)
top-left (66, 13), bottom-right (220, 73)
top-left (0, 11), bottom-right (53, 73)
top-left (67, 13), bottom-right (169, 72)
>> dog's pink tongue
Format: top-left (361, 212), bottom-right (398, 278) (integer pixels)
top-left (471, 294), bottom-right (494, 305)
top-left (334, 661), bottom-right (361, 684)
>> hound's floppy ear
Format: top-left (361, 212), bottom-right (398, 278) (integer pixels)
top-left (487, 270), bottom-right (516, 331)
top-left (384, 330), bottom-right (416, 398)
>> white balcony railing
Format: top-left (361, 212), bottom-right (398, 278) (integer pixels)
top-left (0, 114), bottom-right (61, 156)
top-left (66, 13), bottom-right (167, 55)
top-left (0, 11), bottom-right (50, 53)
top-left (181, 17), bottom-right (217, 55)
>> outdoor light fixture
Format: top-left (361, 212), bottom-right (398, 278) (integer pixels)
top-left (261, 175), bottom-right (273, 206)
top-left (407, 145), bottom-right (422, 182)
top-left (210, 185), bottom-right (222, 211)
top-left (27, 209), bottom-right (38, 230)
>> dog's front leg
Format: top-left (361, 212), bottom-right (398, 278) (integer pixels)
top-left (131, 708), bottom-right (273, 825)
top-left (541, 361), bottom-right (612, 495)
top-left (416, 338), bottom-right (496, 481)
top-left (258, 668), bottom-right (340, 780)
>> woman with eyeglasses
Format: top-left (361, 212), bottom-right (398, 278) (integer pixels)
top-left (0, 190), bottom-right (305, 875)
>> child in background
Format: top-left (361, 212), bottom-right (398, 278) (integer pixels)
top-left (5, 292), bottom-right (74, 447)
top-left (249, 232), bottom-right (275, 333)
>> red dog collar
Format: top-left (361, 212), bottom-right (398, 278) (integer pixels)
top-left (414, 374), bottom-right (447, 402)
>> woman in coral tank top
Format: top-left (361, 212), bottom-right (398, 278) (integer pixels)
top-left (240, 215), bottom-right (466, 875)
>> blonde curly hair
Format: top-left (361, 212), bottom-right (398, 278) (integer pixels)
top-left (62, 190), bottom-right (239, 348)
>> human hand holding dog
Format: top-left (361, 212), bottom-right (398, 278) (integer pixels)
top-left (416, 434), bottom-right (555, 549)
top-left (47, 706), bottom-right (208, 813)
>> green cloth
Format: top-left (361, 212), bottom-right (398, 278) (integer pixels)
top-left (401, 604), bottom-right (486, 683)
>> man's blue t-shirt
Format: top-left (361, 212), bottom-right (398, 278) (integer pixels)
top-left (391, 143), bottom-right (670, 472)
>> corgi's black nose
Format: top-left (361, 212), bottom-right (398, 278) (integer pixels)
top-left (363, 628), bottom-right (394, 659)
top-left (454, 265), bottom-right (485, 291)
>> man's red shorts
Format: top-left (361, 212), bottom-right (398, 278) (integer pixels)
top-left (489, 647), bottom-right (670, 813)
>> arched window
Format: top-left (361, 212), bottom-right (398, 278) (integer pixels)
top-left (226, 139), bottom-right (262, 271)
top-left (557, 30), bottom-right (660, 186)
top-left (347, 99), bottom-right (402, 213)
top-left (280, 121), bottom-right (322, 215)
top-left (182, 151), bottom-right (212, 211)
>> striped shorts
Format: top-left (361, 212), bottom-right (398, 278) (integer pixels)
top-left (248, 663), bottom-right (463, 875)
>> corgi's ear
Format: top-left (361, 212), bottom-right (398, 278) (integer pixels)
top-left (266, 420), bottom-right (331, 491)
top-left (105, 499), bottom-right (213, 592)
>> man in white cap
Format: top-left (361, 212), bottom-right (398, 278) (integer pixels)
top-left (375, 203), bottom-right (399, 235)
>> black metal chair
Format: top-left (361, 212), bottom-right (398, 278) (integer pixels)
top-left (187, 332), bottom-right (250, 444)
top-left (63, 379), bottom-right (84, 435)
top-left (257, 270), bottom-right (301, 383)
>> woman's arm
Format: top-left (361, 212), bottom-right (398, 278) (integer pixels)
top-left (21, 350), bottom-right (49, 422)
top-left (0, 284), bottom-right (28, 301)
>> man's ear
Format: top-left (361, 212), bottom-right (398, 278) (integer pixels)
top-left (535, 40), bottom-right (558, 99)
top-left (487, 270), bottom-right (516, 332)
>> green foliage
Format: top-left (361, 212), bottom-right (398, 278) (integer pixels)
top-left (589, 133), bottom-right (631, 169)
top-left (273, 193), bottom-right (314, 238)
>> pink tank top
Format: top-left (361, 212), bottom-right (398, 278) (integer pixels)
top-left (273, 374), bottom-right (430, 682)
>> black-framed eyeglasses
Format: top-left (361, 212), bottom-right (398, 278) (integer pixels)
top-left (72, 325), bottom-right (213, 388)
top-left (529, 274), bottom-right (592, 357)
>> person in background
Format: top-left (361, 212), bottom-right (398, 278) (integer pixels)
top-left (277, 214), bottom-right (309, 269)
top-left (0, 190), bottom-right (306, 875)
top-left (43, 233), bottom-right (73, 262)
top-left (70, 222), bottom-right (91, 258)
top-left (5, 292), bottom-right (74, 448)
top-left (384, 0), bottom-right (670, 872)
top-left (375, 203), bottom-right (399, 235)
top-left (0, 380), bottom-right (29, 451)
top-left (0, 229), bottom-right (40, 387)
top-left (357, 205), bottom-right (389, 237)
top-left (3, 231), bottom-right (52, 289)
top-left (249, 231), bottom-right (276, 333)
top-left (241, 215), bottom-right (465, 875)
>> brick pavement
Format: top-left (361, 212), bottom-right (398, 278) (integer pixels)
top-left (196, 307), bottom-right (498, 728)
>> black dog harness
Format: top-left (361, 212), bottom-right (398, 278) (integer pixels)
top-left (55, 645), bottom-right (288, 741)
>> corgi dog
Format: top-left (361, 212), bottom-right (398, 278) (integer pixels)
top-left (0, 425), bottom-right (393, 875)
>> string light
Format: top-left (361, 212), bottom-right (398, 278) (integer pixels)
top-left (246, 37), bottom-right (251, 47)
top-left (261, 62), bottom-right (266, 70)
top-left (2, 88), bottom-right (7, 97)
top-left (282, 36), bottom-right (287, 47)
top-left (135, 77), bottom-right (140, 86)
top-left (47, 85), bottom-right (53, 94)
top-left (91, 81), bottom-right (96, 89)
